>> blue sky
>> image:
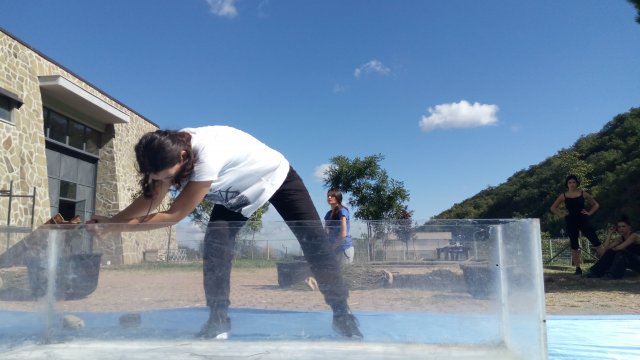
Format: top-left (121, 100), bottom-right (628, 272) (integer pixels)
top-left (2, 0), bottom-right (640, 222)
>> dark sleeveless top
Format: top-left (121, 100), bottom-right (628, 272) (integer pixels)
top-left (564, 191), bottom-right (585, 217)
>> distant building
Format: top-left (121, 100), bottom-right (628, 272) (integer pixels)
top-left (0, 27), bottom-right (172, 265)
top-left (385, 231), bottom-right (453, 260)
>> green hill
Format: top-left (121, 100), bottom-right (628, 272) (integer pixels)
top-left (434, 107), bottom-right (640, 236)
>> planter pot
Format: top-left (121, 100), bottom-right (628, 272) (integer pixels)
top-left (460, 262), bottom-right (495, 299)
top-left (27, 253), bottom-right (102, 300)
top-left (276, 260), bottom-right (312, 288)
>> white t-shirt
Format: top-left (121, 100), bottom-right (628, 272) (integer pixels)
top-left (180, 126), bottom-right (290, 217)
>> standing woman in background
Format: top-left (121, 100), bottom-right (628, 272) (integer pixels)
top-left (325, 188), bottom-right (355, 264)
top-left (550, 174), bottom-right (604, 275)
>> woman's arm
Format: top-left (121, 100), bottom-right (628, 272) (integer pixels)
top-left (92, 181), bottom-right (212, 230)
top-left (109, 180), bottom-right (173, 222)
top-left (603, 227), bottom-right (620, 250)
top-left (583, 192), bottom-right (599, 216)
top-left (612, 233), bottom-right (639, 251)
top-left (550, 194), bottom-right (565, 217)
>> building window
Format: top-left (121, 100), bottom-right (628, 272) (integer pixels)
top-left (0, 96), bottom-right (11, 123)
top-left (0, 87), bottom-right (23, 124)
top-left (43, 107), bottom-right (102, 156)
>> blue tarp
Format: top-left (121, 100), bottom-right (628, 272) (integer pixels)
top-left (1, 309), bottom-right (639, 359)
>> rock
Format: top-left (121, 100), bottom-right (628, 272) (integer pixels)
top-left (62, 315), bottom-right (85, 330)
top-left (119, 313), bottom-right (142, 328)
top-left (342, 265), bottom-right (396, 289)
top-left (304, 276), bottom-right (318, 291)
top-left (382, 269), bottom-right (394, 287)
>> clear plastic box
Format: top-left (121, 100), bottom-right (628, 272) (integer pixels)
top-left (0, 219), bottom-right (546, 359)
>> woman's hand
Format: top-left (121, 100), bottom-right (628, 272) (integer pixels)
top-left (86, 215), bottom-right (110, 224)
top-left (85, 215), bottom-right (113, 237)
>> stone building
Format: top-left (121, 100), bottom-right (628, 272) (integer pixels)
top-left (0, 27), bottom-right (173, 265)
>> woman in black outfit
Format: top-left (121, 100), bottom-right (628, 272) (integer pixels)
top-left (586, 215), bottom-right (640, 279)
top-left (550, 175), bottom-right (604, 275)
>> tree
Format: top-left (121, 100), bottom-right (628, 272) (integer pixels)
top-left (393, 208), bottom-right (415, 260)
top-left (188, 198), bottom-right (270, 227)
top-left (323, 154), bottom-right (412, 220)
top-left (323, 154), bottom-right (413, 260)
top-left (433, 107), bottom-right (640, 236)
top-left (555, 149), bottom-right (594, 191)
top-left (238, 203), bottom-right (270, 260)
top-left (630, 0), bottom-right (640, 24)
top-left (189, 198), bottom-right (215, 230)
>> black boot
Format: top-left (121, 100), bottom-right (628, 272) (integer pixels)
top-left (196, 307), bottom-right (231, 339)
top-left (331, 302), bottom-right (363, 339)
top-left (332, 313), bottom-right (363, 339)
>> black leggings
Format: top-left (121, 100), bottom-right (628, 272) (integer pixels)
top-left (202, 167), bottom-right (349, 310)
top-left (565, 215), bottom-right (601, 250)
top-left (588, 248), bottom-right (640, 279)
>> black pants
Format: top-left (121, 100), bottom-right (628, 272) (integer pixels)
top-left (565, 215), bottom-right (601, 249)
top-left (588, 250), bottom-right (623, 278)
top-left (203, 167), bottom-right (349, 310)
top-left (588, 244), bottom-right (640, 278)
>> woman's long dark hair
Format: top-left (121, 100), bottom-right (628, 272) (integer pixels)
top-left (135, 130), bottom-right (194, 199)
top-left (328, 188), bottom-right (348, 220)
top-left (617, 214), bottom-right (632, 228)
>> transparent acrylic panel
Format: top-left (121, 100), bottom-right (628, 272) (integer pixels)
top-left (0, 219), bottom-right (546, 359)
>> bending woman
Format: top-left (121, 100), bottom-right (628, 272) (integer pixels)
top-left (550, 174), bottom-right (603, 275)
top-left (89, 126), bottom-right (362, 339)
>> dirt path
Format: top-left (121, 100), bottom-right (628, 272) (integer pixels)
top-left (2, 265), bottom-right (639, 315)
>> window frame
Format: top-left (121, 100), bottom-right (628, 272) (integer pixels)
top-left (0, 87), bottom-right (23, 125)
top-left (43, 107), bottom-right (102, 157)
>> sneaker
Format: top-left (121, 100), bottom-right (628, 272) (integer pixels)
top-left (196, 308), bottom-right (230, 339)
top-left (574, 267), bottom-right (583, 275)
top-left (332, 313), bottom-right (363, 339)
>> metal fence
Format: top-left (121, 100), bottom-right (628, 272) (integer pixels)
top-left (541, 237), bottom-right (600, 266)
top-left (177, 234), bottom-right (602, 266)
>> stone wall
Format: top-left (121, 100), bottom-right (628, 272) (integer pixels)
top-left (0, 31), bottom-right (51, 229)
top-left (0, 29), bottom-right (174, 265)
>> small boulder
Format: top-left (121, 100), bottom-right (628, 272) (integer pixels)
top-left (119, 313), bottom-right (142, 328)
top-left (62, 315), bottom-right (85, 330)
top-left (304, 276), bottom-right (318, 291)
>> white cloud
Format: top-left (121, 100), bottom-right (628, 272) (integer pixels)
top-left (354, 60), bottom-right (391, 78)
top-left (206, 0), bottom-right (239, 18)
top-left (419, 100), bottom-right (499, 132)
top-left (257, 0), bottom-right (270, 17)
top-left (314, 163), bottom-right (331, 182)
top-left (333, 83), bottom-right (347, 93)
